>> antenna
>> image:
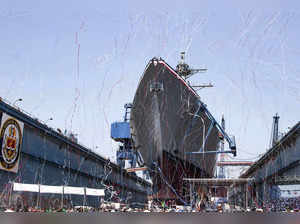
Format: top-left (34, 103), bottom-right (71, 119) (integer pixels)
top-left (176, 52), bottom-right (213, 90)
top-left (176, 52), bottom-right (207, 79)
top-left (192, 83), bottom-right (214, 90)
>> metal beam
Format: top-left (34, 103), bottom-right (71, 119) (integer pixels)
top-left (183, 178), bottom-right (253, 186)
top-left (186, 150), bottom-right (235, 154)
top-left (274, 176), bottom-right (300, 185)
top-left (192, 84), bottom-right (213, 88)
top-left (186, 100), bottom-right (236, 156)
top-left (216, 161), bottom-right (254, 166)
top-left (126, 167), bottom-right (148, 173)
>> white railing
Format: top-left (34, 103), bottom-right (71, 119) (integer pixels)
top-left (12, 182), bottom-right (105, 196)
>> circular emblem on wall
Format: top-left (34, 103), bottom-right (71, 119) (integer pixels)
top-left (0, 118), bottom-right (22, 170)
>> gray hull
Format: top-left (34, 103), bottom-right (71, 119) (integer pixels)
top-left (130, 58), bottom-right (220, 200)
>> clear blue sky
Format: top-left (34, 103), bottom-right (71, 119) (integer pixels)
top-left (1, 0), bottom-right (299, 172)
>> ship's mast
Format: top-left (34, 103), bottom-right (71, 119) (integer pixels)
top-left (176, 52), bottom-right (207, 79)
top-left (176, 52), bottom-right (213, 90)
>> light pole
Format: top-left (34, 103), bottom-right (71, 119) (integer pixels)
top-left (45, 117), bottom-right (53, 125)
top-left (13, 98), bottom-right (22, 106)
top-left (46, 117), bottom-right (53, 122)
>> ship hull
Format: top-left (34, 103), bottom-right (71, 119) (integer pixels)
top-left (131, 59), bottom-right (220, 202)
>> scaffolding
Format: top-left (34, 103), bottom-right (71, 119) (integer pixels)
top-left (183, 178), bottom-right (253, 186)
top-left (183, 178), bottom-right (253, 209)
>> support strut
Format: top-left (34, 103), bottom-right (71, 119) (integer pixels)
top-left (186, 100), bottom-right (237, 156)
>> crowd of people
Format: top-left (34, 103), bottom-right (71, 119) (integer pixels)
top-left (261, 197), bottom-right (300, 212)
top-left (0, 205), bottom-right (190, 213)
top-left (2, 197), bottom-right (300, 213)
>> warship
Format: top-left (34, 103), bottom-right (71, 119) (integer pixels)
top-left (130, 53), bottom-right (232, 203)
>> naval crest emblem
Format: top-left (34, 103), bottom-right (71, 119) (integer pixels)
top-left (0, 115), bottom-right (23, 172)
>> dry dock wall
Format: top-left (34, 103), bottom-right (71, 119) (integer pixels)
top-left (0, 99), bottom-right (151, 209)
